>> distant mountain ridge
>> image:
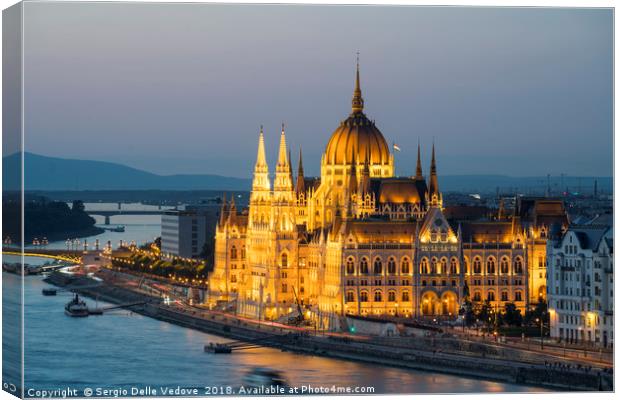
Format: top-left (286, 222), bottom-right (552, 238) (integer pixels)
top-left (3, 152), bottom-right (251, 191)
top-left (2, 152), bottom-right (612, 194)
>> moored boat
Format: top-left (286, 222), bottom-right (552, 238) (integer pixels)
top-left (204, 342), bottom-right (232, 354)
top-left (65, 293), bottom-right (89, 317)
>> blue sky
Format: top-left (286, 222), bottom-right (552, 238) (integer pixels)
top-left (21, 3), bottom-right (613, 178)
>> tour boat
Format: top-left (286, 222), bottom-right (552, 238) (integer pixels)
top-left (204, 342), bottom-right (232, 354)
top-left (112, 225), bottom-right (125, 232)
top-left (64, 294), bottom-right (89, 317)
top-left (42, 288), bottom-right (57, 296)
top-left (243, 367), bottom-right (288, 388)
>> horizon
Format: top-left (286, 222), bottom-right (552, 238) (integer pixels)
top-left (10, 3), bottom-right (613, 178)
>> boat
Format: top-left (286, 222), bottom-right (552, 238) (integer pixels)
top-left (112, 225), bottom-right (125, 232)
top-left (204, 342), bottom-right (232, 354)
top-left (242, 367), bottom-right (288, 388)
top-left (64, 293), bottom-right (89, 317)
top-left (42, 288), bottom-right (57, 296)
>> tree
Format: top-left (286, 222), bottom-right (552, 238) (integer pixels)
top-left (502, 302), bottom-right (523, 326)
top-left (71, 200), bottom-right (85, 212)
top-left (525, 299), bottom-right (548, 326)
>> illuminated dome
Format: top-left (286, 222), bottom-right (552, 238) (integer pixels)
top-left (324, 63), bottom-right (390, 166)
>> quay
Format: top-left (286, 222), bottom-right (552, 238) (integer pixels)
top-left (44, 270), bottom-right (613, 391)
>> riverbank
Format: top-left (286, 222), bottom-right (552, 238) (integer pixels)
top-left (45, 271), bottom-right (612, 392)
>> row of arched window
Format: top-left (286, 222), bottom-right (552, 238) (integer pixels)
top-left (419, 257), bottom-right (459, 274)
top-left (472, 290), bottom-right (523, 302)
top-left (345, 257), bottom-right (411, 275)
top-left (467, 256), bottom-right (524, 274)
top-left (230, 245), bottom-right (246, 260)
top-left (346, 290), bottom-right (410, 303)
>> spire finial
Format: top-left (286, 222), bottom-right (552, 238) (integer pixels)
top-left (352, 52), bottom-right (364, 113)
top-left (255, 126), bottom-right (267, 167)
top-left (415, 138), bottom-right (423, 180)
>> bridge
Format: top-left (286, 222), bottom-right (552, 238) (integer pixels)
top-left (2, 247), bottom-right (86, 263)
top-left (86, 209), bottom-right (174, 225)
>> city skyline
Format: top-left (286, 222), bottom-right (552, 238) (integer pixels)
top-left (19, 3), bottom-right (613, 178)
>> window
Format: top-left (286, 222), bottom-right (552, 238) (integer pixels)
top-left (281, 253), bottom-right (288, 268)
top-left (501, 291), bottom-right (508, 301)
top-left (346, 257), bottom-right (355, 274)
top-left (401, 259), bottom-right (410, 274)
top-left (514, 257), bottom-right (523, 274)
top-left (487, 291), bottom-right (495, 301)
top-left (450, 258), bottom-right (458, 274)
top-left (402, 291), bottom-right (410, 302)
top-left (388, 258), bottom-right (396, 274)
top-left (241, 246), bottom-right (246, 259)
top-left (360, 291), bottom-right (368, 302)
top-left (281, 283), bottom-right (287, 293)
top-left (500, 257), bottom-right (509, 274)
top-left (473, 257), bottom-right (482, 274)
top-left (230, 246), bottom-right (237, 259)
top-left (440, 258), bottom-right (447, 274)
top-left (514, 291), bottom-right (522, 302)
top-left (374, 290), bottom-right (383, 302)
top-left (231, 275), bottom-right (237, 283)
top-left (388, 291), bottom-right (396, 302)
top-left (487, 258), bottom-right (496, 274)
top-left (374, 258), bottom-right (383, 274)
top-left (430, 258), bottom-right (438, 274)
top-left (346, 291), bottom-right (355, 302)
top-left (360, 258), bottom-right (369, 274)
top-left (473, 292), bottom-right (481, 301)
top-left (420, 258), bottom-right (429, 274)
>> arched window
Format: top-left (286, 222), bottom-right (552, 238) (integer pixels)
top-left (346, 291), bottom-right (355, 302)
top-left (430, 258), bottom-right (438, 274)
top-left (473, 257), bottom-right (482, 274)
top-left (388, 291), bottom-right (396, 302)
top-left (373, 258), bottom-right (383, 275)
top-left (514, 257), bottom-right (523, 274)
top-left (450, 258), bottom-right (458, 274)
top-left (401, 258), bottom-right (410, 274)
top-left (230, 246), bottom-right (237, 259)
top-left (402, 291), bottom-right (410, 302)
top-left (487, 291), bottom-right (495, 301)
top-left (500, 257), bottom-right (509, 274)
top-left (514, 291), bottom-right (523, 302)
top-left (387, 258), bottom-right (396, 274)
top-left (440, 258), bottom-right (447, 274)
top-left (420, 258), bottom-right (429, 274)
top-left (346, 257), bottom-right (355, 275)
top-left (374, 290), bottom-right (383, 302)
top-left (360, 291), bottom-right (368, 302)
top-left (360, 258), bottom-right (369, 274)
top-left (281, 253), bottom-right (288, 268)
top-left (473, 292), bottom-right (481, 301)
top-left (486, 258), bottom-right (495, 274)
top-left (501, 291), bottom-right (508, 301)
top-left (241, 246), bottom-right (246, 259)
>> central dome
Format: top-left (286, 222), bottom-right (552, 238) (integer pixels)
top-left (324, 62), bottom-right (390, 166)
top-left (324, 112), bottom-right (390, 165)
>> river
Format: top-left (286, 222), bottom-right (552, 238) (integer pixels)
top-left (3, 207), bottom-right (548, 395)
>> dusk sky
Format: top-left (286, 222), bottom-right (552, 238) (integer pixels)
top-left (22, 3), bottom-right (612, 178)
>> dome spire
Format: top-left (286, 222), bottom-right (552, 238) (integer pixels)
top-left (351, 52), bottom-right (364, 113)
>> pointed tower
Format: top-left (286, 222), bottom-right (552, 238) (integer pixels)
top-left (351, 53), bottom-right (364, 114)
top-left (428, 142), bottom-right (442, 207)
top-left (415, 139), bottom-right (424, 180)
top-left (274, 123), bottom-right (293, 193)
top-left (251, 126), bottom-right (270, 192)
top-left (218, 193), bottom-right (228, 227)
top-left (296, 147), bottom-right (306, 195)
top-left (348, 146), bottom-right (358, 194)
top-left (359, 147), bottom-right (371, 196)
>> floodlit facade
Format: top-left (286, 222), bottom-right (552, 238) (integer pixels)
top-left (208, 64), bottom-right (569, 328)
top-left (547, 225), bottom-right (614, 347)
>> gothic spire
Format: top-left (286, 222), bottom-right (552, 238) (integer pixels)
top-left (296, 146), bottom-right (306, 195)
top-left (351, 52), bottom-right (364, 113)
top-left (255, 126), bottom-right (267, 168)
top-left (415, 139), bottom-right (423, 180)
top-left (277, 123), bottom-right (289, 168)
top-left (429, 142), bottom-right (440, 203)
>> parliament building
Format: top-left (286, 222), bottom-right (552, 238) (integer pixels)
top-left (207, 64), bottom-right (568, 329)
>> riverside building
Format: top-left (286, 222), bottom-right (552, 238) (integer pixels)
top-left (207, 63), bottom-right (568, 329)
top-left (547, 224), bottom-right (614, 347)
